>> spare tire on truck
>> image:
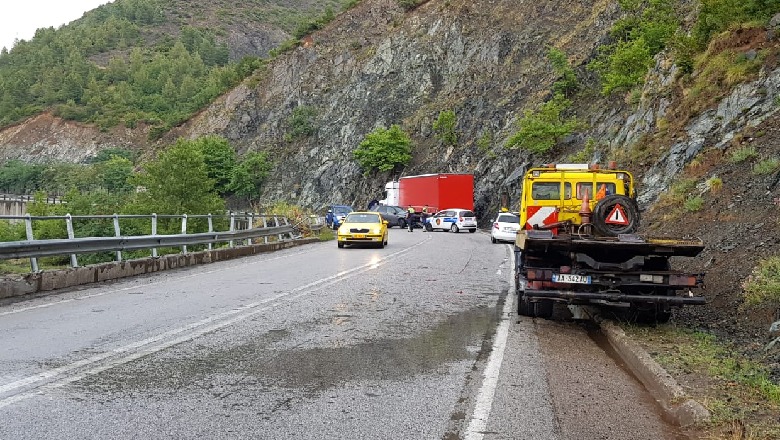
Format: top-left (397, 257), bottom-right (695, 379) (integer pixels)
top-left (592, 194), bottom-right (640, 236)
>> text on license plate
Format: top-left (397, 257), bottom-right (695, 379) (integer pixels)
top-left (552, 273), bottom-right (591, 284)
top-left (354, 234), bottom-right (365, 238)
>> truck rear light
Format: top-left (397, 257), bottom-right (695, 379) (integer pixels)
top-left (640, 274), bottom-right (664, 284)
top-left (669, 274), bottom-right (698, 286)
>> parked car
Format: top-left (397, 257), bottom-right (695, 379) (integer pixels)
top-left (424, 208), bottom-right (477, 233)
top-left (337, 212), bottom-right (389, 248)
top-left (374, 205), bottom-right (408, 228)
top-left (490, 211), bottom-right (520, 243)
top-left (325, 204), bottom-right (354, 229)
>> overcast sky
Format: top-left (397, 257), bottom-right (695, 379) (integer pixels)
top-left (0, 0), bottom-right (110, 51)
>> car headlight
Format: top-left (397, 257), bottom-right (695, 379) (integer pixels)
top-left (373, 227), bottom-right (381, 234)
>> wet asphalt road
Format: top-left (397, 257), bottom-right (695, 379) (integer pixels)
top-left (0, 228), bottom-right (680, 439)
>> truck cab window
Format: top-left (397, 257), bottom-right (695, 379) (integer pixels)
top-left (532, 182), bottom-right (561, 200)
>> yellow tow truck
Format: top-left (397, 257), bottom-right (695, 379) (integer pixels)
top-left (515, 163), bottom-right (705, 322)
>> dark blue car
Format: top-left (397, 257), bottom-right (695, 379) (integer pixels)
top-left (325, 205), bottom-right (354, 229)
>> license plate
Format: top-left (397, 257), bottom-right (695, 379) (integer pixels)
top-left (552, 273), bottom-right (591, 284)
top-left (354, 234), bottom-right (365, 238)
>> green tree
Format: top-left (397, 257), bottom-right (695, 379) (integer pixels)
top-left (229, 152), bottom-right (273, 201)
top-left (432, 110), bottom-right (458, 146)
top-left (353, 125), bottom-right (413, 174)
top-left (191, 135), bottom-right (237, 195)
top-left (547, 47), bottom-right (579, 97)
top-left (129, 138), bottom-right (225, 216)
top-left (96, 155), bottom-right (135, 193)
top-left (506, 94), bottom-right (582, 154)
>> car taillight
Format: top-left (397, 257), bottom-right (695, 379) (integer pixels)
top-left (459, 217), bottom-right (464, 222)
top-left (493, 222), bottom-right (499, 229)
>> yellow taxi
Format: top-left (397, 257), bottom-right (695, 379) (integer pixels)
top-left (337, 212), bottom-right (388, 248)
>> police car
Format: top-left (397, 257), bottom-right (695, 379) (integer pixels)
top-left (424, 208), bottom-right (477, 233)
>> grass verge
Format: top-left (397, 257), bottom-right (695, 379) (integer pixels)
top-left (624, 324), bottom-right (780, 439)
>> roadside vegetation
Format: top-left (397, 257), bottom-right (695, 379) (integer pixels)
top-left (625, 325), bottom-right (780, 440)
top-left (0, 135), bottom-right (278, 265)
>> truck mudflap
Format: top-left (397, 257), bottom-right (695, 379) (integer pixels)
top-left (523, 289), bottom-right (707, 305)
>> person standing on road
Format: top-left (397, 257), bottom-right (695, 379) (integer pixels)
top-left (407, 206), bottom-right (415, 232)
top-left (421, 205), bottom-right (429, 228)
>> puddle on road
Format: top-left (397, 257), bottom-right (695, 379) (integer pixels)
top-left (77, 306), bottom-right (501, 395)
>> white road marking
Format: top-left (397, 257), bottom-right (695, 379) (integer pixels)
top-left (0, 237), bottom-right (432, 408)
top-left (464, 248), bottom-right (515, 440)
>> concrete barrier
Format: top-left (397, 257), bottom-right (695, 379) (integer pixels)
top-left (0, 238), bottom-right (319, 300)
top-left (600, 321), bottom-right (710, 427)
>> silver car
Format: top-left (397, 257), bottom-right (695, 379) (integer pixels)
top-left (490, 212), bottom-right (520, 243)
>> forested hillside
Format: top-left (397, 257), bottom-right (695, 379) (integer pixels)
top-left (0, 0), bottom-right (354, 135)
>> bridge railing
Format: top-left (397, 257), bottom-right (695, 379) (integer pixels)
top-left (0, 212), bottom-right (324, 272)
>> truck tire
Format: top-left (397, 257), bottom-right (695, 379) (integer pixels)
top-left (629, 302), bottom-right (672, 323)
top-left (517, 291), bottom-right (553, 318)
top-left (592, 194), bottom-right (640, 236)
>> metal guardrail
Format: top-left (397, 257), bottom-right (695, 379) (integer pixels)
top-left (0, 212), bottom-right (324, 272)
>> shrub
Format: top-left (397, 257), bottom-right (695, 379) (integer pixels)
top-left (706, 176), bottom-right (723, 191)
top-left (589, 0), bottom-right (678, 95)
top-left (548, 47), bottom-right (579, 97)
top-left (505, 94), bottom-right (582, 154)
top-left (752, 158), bottom-right (780, 175)
top-left (353, 125), bottom-right (413, 174)
top-left (432, 110), bottom-right (458, 146)
top-left (743, 256), bottom-right (780, 307)
top-left (729, 146), bottom-right (757, 163)
top-left (285, 105), bottom-right (318, 141)
top-left (684, 195), bottom-right (705, 212)
top-left (567, 138), bottom-right (597, 163)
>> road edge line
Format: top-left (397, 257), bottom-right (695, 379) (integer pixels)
top-left (463, 248), bottom-right (515, 440)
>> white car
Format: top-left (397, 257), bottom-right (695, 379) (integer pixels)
top-left (491, 211), bottom-right (520, 243)
top-left (424, 208), bottom-right (477, 233)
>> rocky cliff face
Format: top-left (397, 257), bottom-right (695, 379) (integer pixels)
top-left (171, 0), bottom-right (624, 214)
top-left (1, 0), bottom-right (776, 224)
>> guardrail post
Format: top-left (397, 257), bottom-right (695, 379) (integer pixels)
top-left (229, 212), bottom-right (235, 248)
top-left (276, 216), bottom-right (284, 241)
top-left (151, 213), bottom-right (158, 257)
top-left (181, 214), bottom-right (188, 254)
top-left (24, 214), bottom-right (39, 272)
top-left (113, 214), bottom-right (122, 262)
top-left (65, 213), bottom-right (79, 268)
top-left (247, 213), bottom-right (254, 246)
top-left (262, 216), bottom-right (269, 244)
top-left (207, 213), bottom-right (213, 251)
top-left (283, 217), bottom-right (293, 239)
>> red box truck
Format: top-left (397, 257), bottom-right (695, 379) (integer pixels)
top-left (397, 173), bottom-right (474, 213)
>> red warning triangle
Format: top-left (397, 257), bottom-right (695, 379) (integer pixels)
top-left (605, 204), bottom-right (630, 225)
